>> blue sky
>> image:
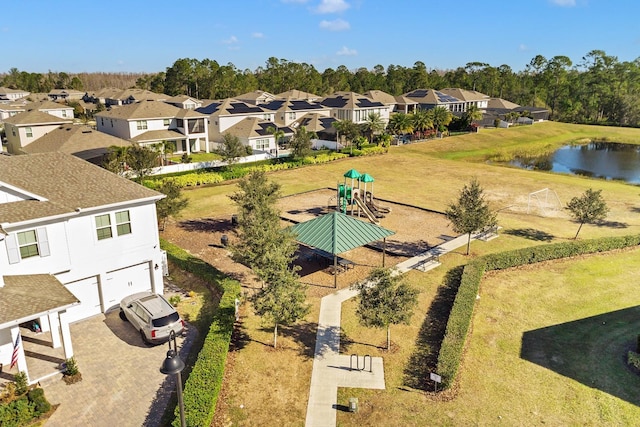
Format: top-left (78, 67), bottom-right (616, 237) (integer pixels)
top-left (2, 0), bottom-right (638, 74)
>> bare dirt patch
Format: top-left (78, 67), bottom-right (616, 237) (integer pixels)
top-left (162, 188), bottom-right (455, 295)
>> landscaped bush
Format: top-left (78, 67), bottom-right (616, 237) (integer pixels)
top-left (350, 146), bottom-right (387, 157)
top-left (161, 239), bottom-right (241, 427)
top-left (0, 386), bottom-right (52, 427)
top-left (436, 234), bottom-right (640, 391)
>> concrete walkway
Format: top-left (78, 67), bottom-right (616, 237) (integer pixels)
top-left (304, 229), bottom-right (497, 427)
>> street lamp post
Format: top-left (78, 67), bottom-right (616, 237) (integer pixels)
top-left (160, 330), bottom-right (186, 427)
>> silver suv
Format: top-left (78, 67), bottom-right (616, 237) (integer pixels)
top-left (119, 292), bottom-right (184, 345)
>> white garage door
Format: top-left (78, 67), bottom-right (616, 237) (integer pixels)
top-left (64, 276), bottom-right (101, 323)
top-left (102, 262), bottom-right (153, 310)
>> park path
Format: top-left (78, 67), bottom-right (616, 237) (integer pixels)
top-left (304, 230), bottom-right (497, 427)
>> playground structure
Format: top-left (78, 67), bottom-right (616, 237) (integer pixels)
top-left (332, 169), bottom-right (391, 224)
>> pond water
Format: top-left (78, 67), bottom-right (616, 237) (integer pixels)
top-left (509, 142), bottom-right (640, 184)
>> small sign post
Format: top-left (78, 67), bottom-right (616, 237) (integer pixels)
top-left (430, 372), bottom-right (442, 392)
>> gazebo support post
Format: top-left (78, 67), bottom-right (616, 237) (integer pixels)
top-left (333, 255), bottom-right (338, 288)
top-left (382, 238), bottom-right (386, 267)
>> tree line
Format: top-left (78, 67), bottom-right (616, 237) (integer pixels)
top-left (3, 49), bottom-right (639, 126)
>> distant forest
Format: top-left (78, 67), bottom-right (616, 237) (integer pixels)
top-left (2, 49), bottom-right (639, 126)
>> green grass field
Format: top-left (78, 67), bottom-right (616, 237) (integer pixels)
top-left (167, 122), bottom-right (640, 425)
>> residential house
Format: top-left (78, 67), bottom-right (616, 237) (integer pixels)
top-left (294, 113), bottom-right (338, 142)
top-left (402, 89), bottom-right (467, 112)
top-left (275, 89), bottom-right (320, 102)
top-left (234, 90), bottom-right (276, 105)
top-left (319, 92), bottom-right (390, 124)
top-left (20, 124), bottom-right (132, 164)
top-left (439, 88), bottom-right (490, 111)
top-left (0, 104), bottom-right (26, 122)
top-left (24, 100), bottom-right (75, 120)
top-left (224, 117), bottom-right (293, 153)
top-left (164, 95), bottom-right (202, 110)
top-left (480, 98), bottom-right (550, 127)
top-left (198, 99), bottom-right (272, 143)
top-left (95, 100), bottom-right (209, 154)
top-left (0, 152), bottom-right (165, 384)
top-left (86, 88), bottom-right (167, 107)
top-left (48, 89), bottom-right (85, 102)
top-left (0, 87), bottom-right (30, 103)
top-left (4, 110), bottom-right (73, 154)
top-left (261, 96), bottom-right (329, 128)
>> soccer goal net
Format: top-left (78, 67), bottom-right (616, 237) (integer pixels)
top-left (527, 188), bottom-right (562, 216)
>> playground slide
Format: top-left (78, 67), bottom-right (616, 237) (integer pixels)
top-left (353, 194), bottom-right (380, 224)
top-left (365, 191), bottom-right (391, 213)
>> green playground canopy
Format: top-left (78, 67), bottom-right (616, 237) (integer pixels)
top-left (290, 211), bottom-right (394, 254)
top-left (343, 169), bottom-right (361, 179)
top-left (358, 173), bottom-right (374, 183)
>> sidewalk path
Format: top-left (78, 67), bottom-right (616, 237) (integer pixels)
top-left (304, 229), bottom-right (496, 426)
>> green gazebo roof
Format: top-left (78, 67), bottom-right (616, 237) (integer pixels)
top-left (290, 211), bottom-right (395, 254)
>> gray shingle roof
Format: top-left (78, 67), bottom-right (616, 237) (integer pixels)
top-left (3, 110), bottom-right (73, 126)
top-left (96, 100), bottom-right (181, 120)
top-left (0, 274), bottom-right (79, 327)
top-left (21, 125), bottom-right (132, 159)
top-left (0, 152), bottom-right (163, 225)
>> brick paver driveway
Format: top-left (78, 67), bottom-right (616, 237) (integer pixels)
top-left (43, 310), bottom-right (196, 427)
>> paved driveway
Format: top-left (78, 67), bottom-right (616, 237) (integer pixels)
top-left (43, 310), bottom-right (196, 427)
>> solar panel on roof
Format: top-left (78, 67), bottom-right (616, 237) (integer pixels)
top-left (407, 89), bottom-right (428, 98)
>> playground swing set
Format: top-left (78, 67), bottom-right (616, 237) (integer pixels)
top-left (332, 169), bottom-right (391, 225)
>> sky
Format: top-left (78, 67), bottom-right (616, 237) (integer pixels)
top-left (2, 0), bottom-right (639, 74)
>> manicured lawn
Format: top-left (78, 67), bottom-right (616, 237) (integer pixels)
top-left (165, 122), bottom-right (640, 425)
top-left (337, 249), bottom-right (640, 425)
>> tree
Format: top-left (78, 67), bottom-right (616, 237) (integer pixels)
top-left (462, 104), bottom-right (483, 127)
top-left (289, 126), bottom-right (316, 159)
top-left (445, 178), bottom-right (497, 255)
top-left (102, 146), bottom-right (129, 176)
top-left (155, 179), bottom-right (188, 231)
top-left (266, 125), bottom-right (284, 159)
top-left (216, 133), bottom-right (247, 164)
top-left (126, 145), bottom-right (158, 183)
top-left (387, 112), bottom-right (414, 137)
top-left (251, 267), bottom-right (310, 349)
top-left (363, 112), bottom-right (385, 143)
top-left (352, 268), bottom-right (418, 351)
top-left (230, 170), bottom-right (307, 348)
top-left (229, 171), bottom-right (298, 285)
top-left (411, 109), bottom-right (433, 139)
top-left (430, 106), bottom-right (453, 133)
top-left (566, 188), bottom-right (609, 239)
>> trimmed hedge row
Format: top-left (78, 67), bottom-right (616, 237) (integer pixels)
top-left (436, 234), bottom-right (640, 390)
top-left (145, 152), bottom-right (349, 190)
top-left (161, 239), bottom-right (241, 427)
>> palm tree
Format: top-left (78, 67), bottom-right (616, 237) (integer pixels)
top-left (267, 125), bottom-right (285, 159)
top-left (332, 120), bottom-right (348, 150)
top-left (363, 112), bottom-right (385, 143)
top-left (411, 109), bottom-right (433, 139)
top-left (388, 113), bottom-right (414, 139)
top-left (430, 106), bottom-right (453, 134)
top-left (463, 105), bottom-right (483, 127)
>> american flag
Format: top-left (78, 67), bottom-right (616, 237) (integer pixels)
top-left (10, 332), bottom-right (21, 369)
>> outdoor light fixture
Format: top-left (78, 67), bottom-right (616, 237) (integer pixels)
top-left (160, 330), bottom-right (186, 427)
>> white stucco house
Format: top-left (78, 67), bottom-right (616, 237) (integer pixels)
top-left (3, 109), bottom-right (73, 154)
top-left (0, 152), bottom-right (166, 384)
top-left (319, 91), bottom-right (390, 124)
top-left (95, 100), bottom-right (209, 154)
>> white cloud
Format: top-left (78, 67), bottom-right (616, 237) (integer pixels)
top-left (319, 18), bottom-right (350, 31)
top-left (519, 44), bottom-right (529, 51)
top-left (315, 0), bottom-right (349, 14)
top-left (549, 0), bottom-right (576, 6)
top-left (281, 0), bottom-right (309, 3)
top-left (222, 35), bottom-right (239, 44)
top-left (252, 32), bottom-right (264, 38)
top-left (336, 46), bottom-right (357, 56)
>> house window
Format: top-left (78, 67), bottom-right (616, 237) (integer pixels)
top-left (62, 110), bottom-right (67, 117)
top-left (163, 118), bottom-right (170, 126)
top-left (25, 127), bottom-right (33, 138)
top-left (288, 112), bottom-right (296, 120)
top-left (255, 138), bottom-right (269, 150)
top-left (6, 228), bottom-right (50, 264)
top-left (116, 210), bottom-right (132, 236)
top-left (95, 214), bottom-right (113, 240)
top-left (17, 230), bottom-right (39, 258)
top-left (136, 120), bottom-right (148, 130)
top-left (101, 118), bottom-right (104, 126)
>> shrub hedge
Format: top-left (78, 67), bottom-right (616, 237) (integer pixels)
top-left (436, 234), bottom-right (640, 390)
top-left (0, 387), bottom-right (52, 427)
top-left (628, 351), bottom-right (640, 371)
top-left (145, 152), bottom-right (349, 190)
top-left (161, 239), bottom-right (241, 427)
